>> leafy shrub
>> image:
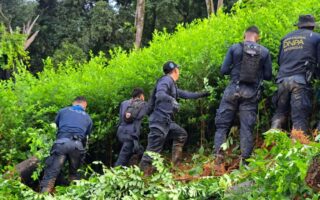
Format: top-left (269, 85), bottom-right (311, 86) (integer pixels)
top-left (52, 42), bottom-right (87, 66)
top-left (0, 152), bottom-right (223, 200)
top-left (0, 24), bottom-right (27, 70)
top-left (3, 130), bottom-right (320, 199)
top-left (224, 130), bottom-right (320, 199)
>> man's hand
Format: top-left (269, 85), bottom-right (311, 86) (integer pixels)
top-left (200, 91), bottom-right (211, 97)
top-left (133, 139), bottom-right (144, 154)
top-left (133, 139), bottom-right (140, 153)
top-left (172, 98), bottom-right (180, 112)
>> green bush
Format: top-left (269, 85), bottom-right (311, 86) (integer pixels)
top-left (224, 130), bottom-right (320, 199)
top-left (2, 130), bottom-right (320, 199)
top-left (52, 42), bottom-right (87, 66)
top-left (0, 24), bottom-right (27, 70)
top-left (0, 152), bottom-right (222, 200)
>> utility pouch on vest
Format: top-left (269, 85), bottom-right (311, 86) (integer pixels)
top-left (239, 43), bottom-right (262, 83)
top-left (305, 61), bottom-right (317, 83)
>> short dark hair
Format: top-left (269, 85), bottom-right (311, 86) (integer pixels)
top-left (245, 26), bottom-right (260, 35)
top-left (131, 88), bottom-right (144, 98)
top-left (73, 96), bottom-right (87, 102)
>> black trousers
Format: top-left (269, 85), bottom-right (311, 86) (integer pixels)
top-left (40, 138), bottom-right (85, 189)
top-left (271, 79), bottom-right (312, 133)
top-left (140, 122), bottom-right (187, 167)
top-left (115, 139), bottom-right (135, 167)
top-left (214, 84), bottom-right (258, 159)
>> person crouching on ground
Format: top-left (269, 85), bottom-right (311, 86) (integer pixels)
top-left (40, 96), bottom-right (93, 193)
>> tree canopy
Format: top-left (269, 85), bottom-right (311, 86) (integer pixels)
top-left (0, 0), bottom-right (237, 71)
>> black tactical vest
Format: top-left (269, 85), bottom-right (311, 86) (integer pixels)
top-left (239, 43), bottom-right (262, 83)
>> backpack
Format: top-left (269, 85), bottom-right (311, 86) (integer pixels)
top-left (146, 75), bottom-right (166, 115)
top-left (239, 42), bottom-right (262, 83)
top-left (124, 99), bottom-right (145, 123)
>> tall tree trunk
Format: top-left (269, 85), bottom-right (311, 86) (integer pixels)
top-left (147, 5), bottom-right (157, 42)
top-left (205, 0), bottom-right (214, 17)
top-left (217, 0), bottom-right (224, 10)
top-left (134, 0), bottom-right (145, 49)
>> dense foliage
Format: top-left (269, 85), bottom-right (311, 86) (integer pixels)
top-left (0, 24), bottom-right (28, 70)
top-left (2, 131), bottom-right (320, 199)
top-left (1, 0), bottom-right (320, 198)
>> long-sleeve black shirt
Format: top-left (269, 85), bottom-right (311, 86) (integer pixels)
top-left (277, 29), bottom-right (320, 80)
top-left (221, 41), bottom-right (272, 85)
top-left (150, 75), bottom-right (205, 122)
top-left (55, 105), bottom-right (93, 140)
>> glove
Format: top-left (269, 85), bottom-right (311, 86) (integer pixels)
top-left (133, 139), bottom-right (144, 154)
top-left (133, 139), bottom-right (140, 153)
top-left (200, 92), bottom-right (210, 98)
top-left (172, 98), bottom-right (180, 112)
top-left (130, 134), bottom-right (139, 141)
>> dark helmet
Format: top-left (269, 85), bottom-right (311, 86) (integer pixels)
top-left (163, 61), bottom-right (179, 74)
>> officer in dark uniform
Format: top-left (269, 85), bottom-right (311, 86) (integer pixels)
top-left (40, 96), bottom-right (93, 193)
top-left (114, 88), bottom-right (148, 167)
top-left (271, 15), bottom-right (320, 134)
top-left (139, 61), bottom-right (210, 174)
top-left (214, 26), bottom-right (272, 165)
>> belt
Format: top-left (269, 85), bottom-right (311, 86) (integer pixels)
top-left (57, 132), bottom-right (83, 142)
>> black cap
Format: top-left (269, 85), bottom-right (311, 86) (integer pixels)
top-left (295, 14), bottom-right (317, 28)
top-left (163, 61), bottom-right (179, 74)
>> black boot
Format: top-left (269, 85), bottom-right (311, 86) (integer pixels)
top-left (271, 116), bottom-right (287, 129)
top-left (213, 153), bottom-right (226, 176)
top-left (240, 156), bottom-right (249, 166)
top-left (40, 178), bottom-right (56, 193)
top-left (69, 174), bottom-right (80, 182)
top-left (139, 160), bottom-right (155, 176)
top-left (172, 145), bottom-right (183, 166)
